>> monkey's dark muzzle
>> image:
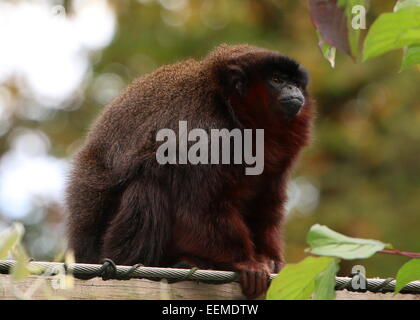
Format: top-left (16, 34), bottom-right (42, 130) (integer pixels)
top-left (279, 86), bottom-right (305, 121)
top-left (280, 96), bottom-right (305, 121)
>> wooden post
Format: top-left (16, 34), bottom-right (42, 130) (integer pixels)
top-left (0, 274), bottom-right (419, 300)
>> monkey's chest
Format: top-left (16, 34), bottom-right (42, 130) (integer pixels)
top-left (221, 173), bottom-right (279, 215)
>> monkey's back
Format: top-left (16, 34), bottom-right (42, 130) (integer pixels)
top-left (66, 52), bottom-right (237, 264)
top-left (85, 59), bottom-right (229, 161)
top-left (76, 44), bottom-right (272, 164)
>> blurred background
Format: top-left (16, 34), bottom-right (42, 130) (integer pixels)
top-left (0, 0), bottom-right (418, 278)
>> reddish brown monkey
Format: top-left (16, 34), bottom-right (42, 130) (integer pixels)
top-left (66, 44), bottom-right (315, 299)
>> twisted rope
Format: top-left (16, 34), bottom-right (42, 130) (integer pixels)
top-left (0, 259), bottom-right (419, 294)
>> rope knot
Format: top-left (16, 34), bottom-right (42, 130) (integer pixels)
top-left (100, 258), bottom-right (118, 280)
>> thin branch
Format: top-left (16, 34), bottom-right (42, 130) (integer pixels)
top-left (379, 249), bottom-right (420, 259)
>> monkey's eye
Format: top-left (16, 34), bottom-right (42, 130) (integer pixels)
top-left (271, 75), bottom-right (284, 84)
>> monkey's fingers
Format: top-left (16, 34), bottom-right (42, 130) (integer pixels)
top-left (254, 272), bottom-right (265, 299)
top-left (240, 270), bottom-right (258, 299)
top-left (273, 260), bottom-right (284, 273)
top-left (240, 270), bottom-right (251, 298)
top-left (240, 270), bottom-right (269, 300)
top-left (257, 270), bottom-right (270, 297)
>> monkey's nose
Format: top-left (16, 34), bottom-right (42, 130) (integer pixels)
top-left (278, 85), bottom-right (305, 120)
top-left (280, 95), bottom-right (305, 121)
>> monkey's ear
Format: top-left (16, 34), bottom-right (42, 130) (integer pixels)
top-left (226, 65), bottom-right (247, 96)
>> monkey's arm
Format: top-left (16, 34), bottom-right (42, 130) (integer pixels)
top-left (251, 180), bottom-right (286, 273)
top-left (255, 223), bottom-right (284, 273)
top-left (172, 200), bottom-right (271, 299)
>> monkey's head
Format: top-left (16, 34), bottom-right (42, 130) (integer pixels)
top-left (208, 44), bottom-right (311, 128)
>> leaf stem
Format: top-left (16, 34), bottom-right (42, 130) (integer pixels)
top-left (379, 249), bottom-right (420, 259)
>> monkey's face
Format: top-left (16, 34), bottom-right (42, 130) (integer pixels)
top-left (225, 52), bottom-right (309, 125)
top-left (266, 67), bottom-right (307, 121)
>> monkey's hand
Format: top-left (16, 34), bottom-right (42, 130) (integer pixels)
top-left (234, 261), bottom-right (271, 300)
top-left (255, 254), bottom-right (284, 274)
top-left (270, 260), bottom-right (285, 273)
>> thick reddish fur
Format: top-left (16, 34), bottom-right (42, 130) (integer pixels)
top-left (66, 44), bottom-right (315, 299)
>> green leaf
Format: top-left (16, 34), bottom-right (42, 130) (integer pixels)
top-left (363, 6), bottom-right (420, 61)
top-left (317, 31), bottom-right (337, 68)
top-left (394, 0), bottom-right (420, 12)
top-left (400, 44), bottom-right (420, 70)
top-left (0, 222), bottom-right (25, 260)
top-left (11, 244), bottom-right (31, 281)
top-left (344, 0), bottom-right (368, 58)
top-left (309, 0), bottom-right (367, 62)
top-left (266, 256), bottom-right (338, 300)
top-left (395, 259), bottom-right (420, 293)
top-left (393, 2), bottom-right (420, 70)
top-left (63, 250), bottom-right (75, 289)
top-left (306, 224), bottom-right (391, 259)
top-left (314, 258), bottom-right (339, 300)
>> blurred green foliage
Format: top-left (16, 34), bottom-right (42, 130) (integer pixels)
top-left (0, 0), bottom-right (419, 278)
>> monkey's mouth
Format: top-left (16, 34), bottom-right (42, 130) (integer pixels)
top-left (279, 97), bottom-right (304, 121)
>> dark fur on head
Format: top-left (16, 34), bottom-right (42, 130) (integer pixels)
top-left (66, 44), bottom-right (315, 299)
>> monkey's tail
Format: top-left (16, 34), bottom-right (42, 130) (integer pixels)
top-left (100, 177), bottom-right (172, 267)
top-left (66, 180), bottom-right (120, 264)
